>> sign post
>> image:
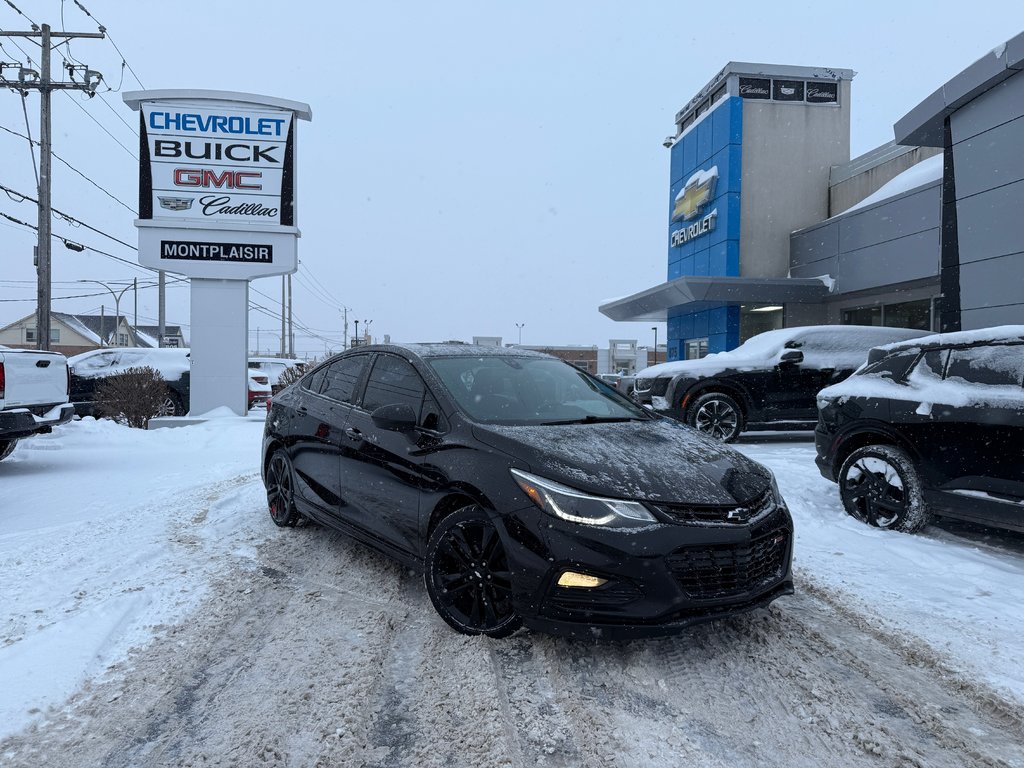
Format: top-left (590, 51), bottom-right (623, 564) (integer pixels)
top-left (123, 90), bottom-right (312, 416)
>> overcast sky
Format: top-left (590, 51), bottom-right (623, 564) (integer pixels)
top-left (2, 1), bottom-right (1023, 355)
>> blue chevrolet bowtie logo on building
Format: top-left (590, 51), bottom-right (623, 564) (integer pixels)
top-left (672, 166), bottom-right (718, 222)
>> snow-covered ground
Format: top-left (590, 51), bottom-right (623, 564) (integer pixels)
top-left (2, 418), bottom-right (1023, 763)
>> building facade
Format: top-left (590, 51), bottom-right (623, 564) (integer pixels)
top-left (602, 34), bottom-right (1024, 360)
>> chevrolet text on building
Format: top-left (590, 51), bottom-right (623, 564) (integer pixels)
top-left (124, 90), bottom-right (312, 417)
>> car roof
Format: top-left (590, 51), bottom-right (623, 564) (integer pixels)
top-left (347, 343), bottom-right (553, 360)
top-left (871, 325), bottom-right (1024, 356)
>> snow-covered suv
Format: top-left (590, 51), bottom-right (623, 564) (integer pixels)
top-left (815, 326), bottom-right (1024, 534)
top-left (633, 325), bottom-right (929, 441)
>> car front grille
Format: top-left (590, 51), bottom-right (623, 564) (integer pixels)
top-left (650, 490), bottom-right (776, 525)
top-left (666, 525), bottom-right (790, 601)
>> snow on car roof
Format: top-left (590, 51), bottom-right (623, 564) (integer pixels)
top-left (635, 325), bottom-right (928, 378)
top-left (871, 325), bottom-right (1024, 355)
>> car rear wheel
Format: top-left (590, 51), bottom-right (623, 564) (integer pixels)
top-left (266, 450), bottom-right (301, 527)
top-left (424, 506), bottom-right (522, 638)
top-left (0, 439), bottom-right (17, 462)
top-left (688, 392), bottom-right (744, 442)
top-left (838, 445), bottom-right (928, 533)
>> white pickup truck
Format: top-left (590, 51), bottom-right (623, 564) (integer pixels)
top-left (0, 345), bottom-right (75, 461)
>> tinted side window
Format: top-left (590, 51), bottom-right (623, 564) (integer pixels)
top-left (361, 355), bottom-right (426, 417)
top-left (321, 355), bottom-right (369, 402)
top-left (860, 351), bottom-right (917, 382)
top-left (304, 366), bottom-right (327, 394)
top-left (946, 344), bottom-right (1024, 387)
top-left (907, 348), bottom-right (948, 385)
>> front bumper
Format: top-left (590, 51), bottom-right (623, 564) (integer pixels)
top-left (498, 502), bottom-right (794, 640)
top-left (0, 402), bottom-right (75, 440)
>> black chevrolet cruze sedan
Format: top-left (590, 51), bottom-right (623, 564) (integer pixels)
top-left (815, 326), bottom-right (1024, 534)
top-left (262, 343), bottom-right (793, 639)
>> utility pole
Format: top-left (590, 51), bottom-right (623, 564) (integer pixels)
top-left (287, 273), bottom-right (294, 357)
top-left (280, 276), bottom-right (286, 356)
top-left (1, 23), bottom-right (104, 351)
top-left (158, 271), bottom-right (165, 346)
top-left (341, 306), bottom-right (349, 350)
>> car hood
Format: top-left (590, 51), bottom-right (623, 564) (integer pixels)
top-left (472, 418), bottom-right (771, 505)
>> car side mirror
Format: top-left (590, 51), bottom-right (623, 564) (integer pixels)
top-left (371, 403), bottom-right (418, 431)
top-left (779, 350), bottom-right (803, 365)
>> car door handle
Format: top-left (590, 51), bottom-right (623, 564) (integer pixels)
top-left (345, 427), bottom-right (362, 439)
top-left (297, 405), bottom-right (308, 413)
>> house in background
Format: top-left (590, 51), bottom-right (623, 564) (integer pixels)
top-left (0, 312), bottom-right (187, 356)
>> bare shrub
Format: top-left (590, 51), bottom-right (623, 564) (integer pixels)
top-left (94, 366), bottom-right (169, 429)
top-left (277, 359), bottom-right (316, 391)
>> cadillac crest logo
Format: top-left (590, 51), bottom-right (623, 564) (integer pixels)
top-left (158, 196), bottom-right (194, 211)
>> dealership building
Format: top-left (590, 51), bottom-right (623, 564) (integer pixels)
top-left (600, 31), bottom-right (1024, 361)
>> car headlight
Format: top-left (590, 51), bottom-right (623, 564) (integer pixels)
top-left (510, 469), bottom-right (657, 527)
top-left (767, 469), bottom-right (786, 507)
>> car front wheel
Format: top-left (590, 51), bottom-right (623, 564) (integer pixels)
top-left (688, 392), bottom-right (744, 442)
top-left (838, 444), bottom-right (928, 533)
top-left (424, 506), bottom-right (522, 638)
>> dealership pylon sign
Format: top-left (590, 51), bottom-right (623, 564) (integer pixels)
top-left (123, 90), bottom-right (312, 415)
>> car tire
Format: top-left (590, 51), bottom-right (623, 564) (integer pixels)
top-left (0, 439), bottom-right (18, 462)
top-left (687, 392), bottom-right (744, 442)
top-left (838, 444), bottom-right (928, 533)
top-left (424, 506), bottom-right (522, 638)
top-left (265, 449), bottom-right (301, 527)
top-left (157, 390), bottom-right (185, 418)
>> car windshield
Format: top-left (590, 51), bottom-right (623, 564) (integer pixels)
top-left (428, 355), bottom-right (651, 425)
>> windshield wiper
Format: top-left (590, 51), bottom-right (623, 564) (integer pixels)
top-left (539, 415), bottom-right (645, 426)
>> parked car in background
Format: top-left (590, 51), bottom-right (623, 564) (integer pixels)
top-left (70, 347), bottom-right (273, 415)
top-left (248, 357), bottom-right (304, 394)
top-left (815, 326), bottom-right (1024, 534)
top-left (596, 372), bottom-right (622, 388)
top-left (69, 348), bottom-right (191, 417)
top-left (247, 370), bottom-right (272, 409)
top-left (633, 325), bottom-right (930, 441)
top-left (263, 343), bottom-right (793, 639)
top-left (0, 345), bottom-right (75, 461)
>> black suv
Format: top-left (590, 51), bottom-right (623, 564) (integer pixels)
top-left (815, 326), bottom-right (1024, 534)
top-left (633, 326), bottom-right (928, 441)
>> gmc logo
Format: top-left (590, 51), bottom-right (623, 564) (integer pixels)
top-left (173, 169), bottom-right (263, 190)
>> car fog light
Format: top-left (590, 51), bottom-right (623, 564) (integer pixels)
top-left (557, 571), bottom-right (608, 588)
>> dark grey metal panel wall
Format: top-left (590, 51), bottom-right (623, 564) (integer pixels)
top-left (950, 69), bottom-right (1024, 328)
top-left (790, 182), bottom-right (940, 294)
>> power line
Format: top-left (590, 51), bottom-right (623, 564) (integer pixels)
top-left (0, 209), bottom-right (149, 273)
top-left (0, 123), bottom-right (136, 213)
top-left (71, 1), bottom-right (145, 89)
top-left (18, 91), bottom-right (37, 188)
top-left (61, 89), bottom-right (136, 159)
top-left (0, 181), bottom-right (137, 249)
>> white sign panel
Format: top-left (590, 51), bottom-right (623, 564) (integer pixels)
top-left (141, 102), bottom-right (295, 227)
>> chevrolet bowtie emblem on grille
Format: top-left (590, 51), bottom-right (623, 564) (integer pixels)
top-left (726, 506), bottom-right (750, 522)
top-left (159, 196), bottom-right (193, 211)
top-left (672, 165), bottom-right (718, 222)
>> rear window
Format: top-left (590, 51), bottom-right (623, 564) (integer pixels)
top-left (857, 351), bottom-right (918, 382)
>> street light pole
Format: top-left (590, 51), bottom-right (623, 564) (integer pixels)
top-left (79, 280), bottom-right (132, 346)
top-left (651, 326), bottom-right (658, 365)
top-left (515, 322), bottom-right (525, 345)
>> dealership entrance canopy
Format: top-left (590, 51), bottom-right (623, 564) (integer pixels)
top-left (599, 275), bottom-right (831, 323)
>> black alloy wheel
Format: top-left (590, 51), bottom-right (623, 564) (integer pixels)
top-left (688, 392), bottom-right (744, 442)
top-left (838, 445), bottom-right (928, 533)
top-left (425, 506), bottom-right (522, 638)
top-left (266, 450), bottom-right (301, 527)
